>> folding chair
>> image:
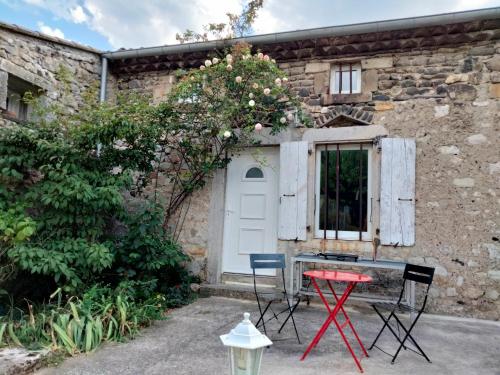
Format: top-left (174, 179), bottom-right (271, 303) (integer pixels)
top-left (249, 253), bottom-right (301, 343)
top-left (369, 263), bottom-right (435, 364)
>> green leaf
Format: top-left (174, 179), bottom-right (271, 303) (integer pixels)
top-left (52, 322), bottom-right (76, 353)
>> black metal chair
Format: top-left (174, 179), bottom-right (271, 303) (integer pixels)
top-left (369, 263), bottom-right (435, 364)
top-left (249, 253), bottom-right (301, 343)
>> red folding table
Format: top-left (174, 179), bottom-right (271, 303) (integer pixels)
top-left (300, 270), bottom-right (372, 373)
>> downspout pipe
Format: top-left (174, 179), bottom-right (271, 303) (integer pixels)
top-left (97, 56), bottom-right (107, 157)
top-left (99, 56), bottom-right (108, 102)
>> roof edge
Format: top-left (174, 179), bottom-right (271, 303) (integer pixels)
top-left (0, 21), bottom-right (102, 54)
top-left (103, 7), bottom-right (500, 60)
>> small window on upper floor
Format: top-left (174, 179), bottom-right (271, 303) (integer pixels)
top-left (330, 63), bottom-right (362, 95)
top-left (5, 75), bottom-right (38, 121)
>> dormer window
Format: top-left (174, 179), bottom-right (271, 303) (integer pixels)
top-left (330, 63), bottom-right (361, 94)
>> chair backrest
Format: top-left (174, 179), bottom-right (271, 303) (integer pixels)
top-left (249, 254), bottom-right (288, 295)
top-left (249, 253), bottom-right (285, 270)
top-left (403, 263), bottom-right (435, 285)
top-left (396, 263), bottom-right (435, 310)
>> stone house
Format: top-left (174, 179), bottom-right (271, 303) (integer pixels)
top-left (1, 8), bottom-right (499, 319)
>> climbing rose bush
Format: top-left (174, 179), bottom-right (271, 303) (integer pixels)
top-left (154, 43), bottom-right (309, 225)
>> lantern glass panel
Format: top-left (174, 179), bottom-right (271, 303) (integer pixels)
top-left (229, 347), bottom-right (264, 375)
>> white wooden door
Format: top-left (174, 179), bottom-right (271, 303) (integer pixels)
top-left (222, 148), bottom-right (279, 275)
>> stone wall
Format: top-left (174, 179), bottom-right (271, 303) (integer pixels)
top-left (109, 38), bottom-right (500, 319)
top-left (275, 41), bottom-right (500, 319)
top-left (109, 69), bottom-right (177, 104)
top-left (0, 23), bottom-right (101, 125)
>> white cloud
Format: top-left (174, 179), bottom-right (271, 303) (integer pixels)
top-left (81, 0), bottom-right (242, 49)
top-left (453, 0), bottom-right (499, 10)
top-left (17, 0), bottom-right (500, 50)
top-left (37, 21), bottom-right (65, 38)
top-left (70, 5), bottom-right (87, 23)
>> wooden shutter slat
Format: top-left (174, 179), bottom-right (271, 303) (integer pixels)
top-left (380, 138), bottom-right (416, 246)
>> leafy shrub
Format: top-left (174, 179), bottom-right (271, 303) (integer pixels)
top-left (113, 204), bottom-right (188, 279)
top-left (0, 93), bottom-right (156, 292)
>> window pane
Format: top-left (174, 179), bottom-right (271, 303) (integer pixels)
top-left (334, 71), bottom-right (340, 93)
top-left (351, 70), bottom-right (359, 92)
top-left (318, 150), bottom-right (337, 232)
top-left (341, 71), bottom-right (350, 92)
top-left (245, 167), bottom-right (264, 179)
top-left (318, 147), bottom-right (369, 234)
top-left (338, 149), bottom-right (368, 232)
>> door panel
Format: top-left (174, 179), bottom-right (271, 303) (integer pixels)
top-left (222, 148), bottom-right (279, 275)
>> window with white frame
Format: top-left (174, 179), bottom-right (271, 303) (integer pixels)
top-left (315, 143), bottom-right (372, 240)
top-left (330, 63), bottom-right (361, 94)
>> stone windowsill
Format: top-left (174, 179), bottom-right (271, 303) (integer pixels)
top-left (321, 92), bottom-right (372, 105)
top-left (1, 110), bottom-right (24, 124)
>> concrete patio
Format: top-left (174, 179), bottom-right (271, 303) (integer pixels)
top-left (37, 296), bottom-right (500, 375)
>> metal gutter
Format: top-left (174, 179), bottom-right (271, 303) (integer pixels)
top-left (102, 7), bottom-right (500, 60)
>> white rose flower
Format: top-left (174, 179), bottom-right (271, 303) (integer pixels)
top-left (271, 59), bottom-right (276, 64)
top-left (226, 54), bottom-right (233, 61)
top-left (287, 113), bottom-right (294, 121)
top-left (249, 93), bottom-right (254, 99)
top-left (226, 64), bottom-right (233, 71)
top-left (282, 77), bottom-right (288, 82)
top-left (212, 57), bottom-right (219, 64)
top-left (200, 65), bottom-right (206, 70)
top-left (235, 76), bottom-right (242, 83)
top-left (263, 88), bottom-right (271, 95)
top-left (257, 52), bottom-right (264, 59)
top-left (275, 78), bottom-right (282, 85)
top-left (223, 130), bottom-right (231, 138)
top-left (255, 123), bottom-right (262, 131)
top-left (205, 59), bottom-right (212, 67)
top-left (280, 117), bottom-right (286, 124)
top-left (248, 100), bottom-right (255, 107)
top-left (252, 83), bottom-right (259, 89)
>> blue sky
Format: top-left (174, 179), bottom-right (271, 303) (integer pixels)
top-left (1, 0), bottom-right (499, 51)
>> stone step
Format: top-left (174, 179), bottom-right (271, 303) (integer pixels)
top-left (200, 283), bottom-right (256, 300)
top-left (220, 272), bottom-right (278, 287)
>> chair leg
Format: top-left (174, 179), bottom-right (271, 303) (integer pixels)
top-left (371, 306), bottom-right (408, 351)
top-left (392, 313), bottom-right (431, 363)
top-left (277, 298), bottom-right (296, 333)
top-left (256, 299), bottom-right (273, 337)
top-left (255, 295), bottom-right (264, 326)
top-left (369, 306), bottom-right (393, 350)
top-left (278, 297), bottom-right (301, 344)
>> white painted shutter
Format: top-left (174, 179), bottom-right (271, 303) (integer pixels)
top-left (278, 141), bottom-right (308, 241)
top-left (380, 138), bottom-right (416, 246)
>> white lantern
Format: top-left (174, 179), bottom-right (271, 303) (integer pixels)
top-left (220, 312), bottom-right (272, 375)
